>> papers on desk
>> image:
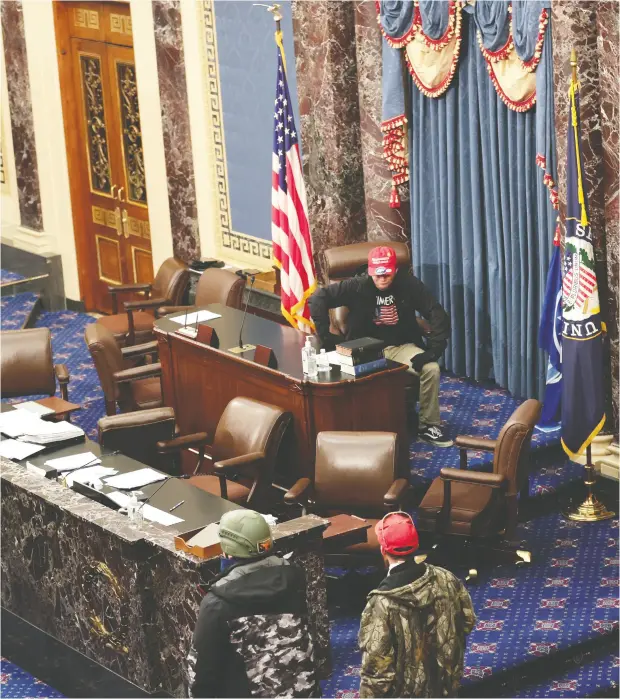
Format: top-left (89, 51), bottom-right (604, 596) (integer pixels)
top-left (0, 438), bottom-right (45, 461)
top-left (14, 401), bottom-right (55, 417)
top-left (65, 466), bottom-right (117, 488)
top-left (0, 410), bottom-right (84, 444)
top-left (169, 310), bottom-right (221, 325)
top-left (104, 468), bottom-right (167, 490)
top-left (44, 451), bottom-right (100, 472)
top-left (105, 491), bottom-right (184, 526)
top-left (325, 351), bottom-right (344, 365)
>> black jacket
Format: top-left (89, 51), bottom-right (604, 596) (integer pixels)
top-left (187, 555), bottom-right (319, 698)
top-left (308, 269), bottom-right (450, 359)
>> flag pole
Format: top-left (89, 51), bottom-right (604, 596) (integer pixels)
top-left (562, 48), bottom-right (614, 523)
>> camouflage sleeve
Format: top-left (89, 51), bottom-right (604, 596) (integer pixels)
top-left (358, 597), bottom-right (396, 698)
top-left (457, 579), bottom-right (476, 634)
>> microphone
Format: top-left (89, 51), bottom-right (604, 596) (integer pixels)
top-left (228, 271), bottom-right (258, 354)
top-left (136, 473), bottom-right (191, 513)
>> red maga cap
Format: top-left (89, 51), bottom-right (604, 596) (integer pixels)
top-left (368, 246), bottom-right (397, 276)
top-left (375, 511), bottom-right (419, 556)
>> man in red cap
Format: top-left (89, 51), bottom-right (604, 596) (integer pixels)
top-left (308, 244), bottom-right (452, 446)
top-left (358, 512), bottom-right (475, 697)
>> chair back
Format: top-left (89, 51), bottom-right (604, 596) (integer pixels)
top-left (151, 257), bottom-right (189, 304)
top-left (85, 323), bottom-right (126, 409)
top-left (212, 397), bottom-right (291, 507)
top-left (493, 399), bottom-right (542, 495)
top-left (1, 328), bottom-right (56, 398)
top-left (195, 268), bottom-right (245, 310)
top-left (314, 432), bottom-right (398, 513)
top-left (323, 241), bottom-right (410, 283)
top-left (98, 408), bottom-right (177, 473)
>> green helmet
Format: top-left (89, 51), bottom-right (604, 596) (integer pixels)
top-left (219, 510), bottom-right (273, 559)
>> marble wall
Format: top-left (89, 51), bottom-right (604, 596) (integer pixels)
top-left (291, 0), bottom-right (367, 279)
top-left (1, 0), bottom-right (43, 231)
top-left (152, 0), bottom-right (201, 264)
top-left (551, 0), bottom-right (619, 431)
top-left (354, 0), bottom-right (411, 246)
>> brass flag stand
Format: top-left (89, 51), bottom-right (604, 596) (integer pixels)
top-left (562, 49), bottom-right (615, 523)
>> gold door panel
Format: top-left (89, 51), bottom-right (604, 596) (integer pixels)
top-left (96, 235), bottom-right (123, 284)
top-left (131, 246), bottom-right (153, 284)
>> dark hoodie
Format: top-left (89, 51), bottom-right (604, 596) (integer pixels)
top-left (359, 562), bottom-right (476, 698)
top-left (188, 555), bottom-right (319, 698)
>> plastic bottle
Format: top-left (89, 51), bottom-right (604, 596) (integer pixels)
top-left (127, 493), bottom-right (143, 524)
top-left (302, 337), bottom-right (318, 378)
top-left (317, 348), bottom-right (330, 374)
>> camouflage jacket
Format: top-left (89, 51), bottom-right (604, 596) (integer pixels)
top-left (359, 562), bottom-right (475, 698)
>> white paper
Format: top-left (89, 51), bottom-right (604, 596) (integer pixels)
top-left (45, 451), bottom-right (100, 472)
top-left (326, 351), bottom-right (343, 365)
top-left (0, 411), bottom-right (83, 443)
top-left (105, 491), bottom-right (183, 526)
top-left (14, 401), bottom-right (55, 416)
top-left (65, 466), bottom-right (117, 488)
top-left (0, 410), bottom-right (40, 437)
top-left (104, 468), bottom-right (167, 489)
top-left (0, 439), bottom-right (45, 460)
top-left (169, 310), bottom-right (221, 325)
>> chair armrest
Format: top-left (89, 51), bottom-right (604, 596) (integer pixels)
top-left (113, 362), bottom-right (162, 384)
top-left (108, 284), bottom-right (151, 313)
top-left (284, 478), bottom-right (313, 505)
top-left (54, 364), bottom-right (70, 401)
top-left (121, 340), bottom-right (159, 360)
top-left (384, 478), bottom-right (410, 509)
top-left (213, 451), bottom-right (265, 474)
top-left (156, 305), bottom-right (192, 318)
top-left (454, 436), bottom-right (497, 452)
top-left (440, 468), bottom-right (506, 488)
top-left (156, 432), bottom-right (210, 454)
top-left (124, 297), bottom-right (168, 312)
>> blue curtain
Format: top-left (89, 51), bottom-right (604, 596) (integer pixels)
top-left (409, 8), bottom-right (556, 400)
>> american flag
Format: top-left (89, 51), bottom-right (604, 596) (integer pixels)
top-left (271, 40), bottom-right (316, 331)
top-left (562, 251), bottom-right (597, 310)
top-left (374, 303), bottom-right (399, 325)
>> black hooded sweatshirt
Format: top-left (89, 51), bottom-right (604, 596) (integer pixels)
top-left (187, 555), bottom-right (319, 698)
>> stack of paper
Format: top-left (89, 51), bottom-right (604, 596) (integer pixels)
top-left (169, 310), bottom-right (221, 324)
top-left (0, 411), bottom-right (83, 444)
top-left (44, 452), bottom-right (101, 472)
top-left (65, 466), bottom-right (117, 488)
top-left (0, 439), bottom-right (45, 461)
top-left (104, 468), bottom-right (167, 489)
top-left (14, 401), bottom-right (55, 417)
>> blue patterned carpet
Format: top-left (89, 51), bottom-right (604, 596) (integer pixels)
top-left (1, 292), bottom-right (39, 331)
top-left (0, 269), bottom-right (25, 285)
top-left (1, 289), bottom-right (618, 698)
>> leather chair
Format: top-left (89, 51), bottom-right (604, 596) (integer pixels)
top-left (1, 328), bottom-right (70, 401)
top-left (158, 267), bottom-right (245, 316)
top-left (186, 397), bottom-right (292, 513)
top-left (97, 257), bottom-right (189, 346)
top-left (417, 399), bottom-right (542, 572)
top-left (85, 323), bottom-right (163, 416)
top-left (98, 407), bottom-right (208, 476)
top-left (284, 432), bottom-right (410, 562)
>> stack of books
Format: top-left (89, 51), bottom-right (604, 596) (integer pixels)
top-left (334, 337), bottom-right (387, 377)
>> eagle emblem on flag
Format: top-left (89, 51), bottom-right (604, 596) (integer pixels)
top-left (562, 236), bottom-right (600, 319)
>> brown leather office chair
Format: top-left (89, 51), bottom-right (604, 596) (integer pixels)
top-left (98, 407), bottom-right (208, 476)
top-left (158, 267), bottom-right (245, 316)
top-left (97, 257), bottom-right (189, 346)
top-left (1, 328), bottom-right (70, 401)
top-left (185, 397), bottom-right (292, 513)
top-left (417, 399), bottom-right (542, 571)
top-left (85, 323), bottom-right (163, 416)
top-left (284, 432), bottom-right (410, 561)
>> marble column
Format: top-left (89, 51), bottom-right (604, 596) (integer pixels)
top-left (551, 0), bottom-right (619, 431)
top-left (1, 0), bottom-right (43, 232)
top-left (354, 0), bottom-right (411, 245)
top-left (291, 0), bottom-right (367, 279)
top-left (152, 0), bottom-right (201, 264)
top-left (596, 2), bottom-right (619, 432)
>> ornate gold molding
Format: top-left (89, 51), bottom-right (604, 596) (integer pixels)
top-left (73, 8), bottom-right (99, 30)
top-left (110, 13), bottom-right (132, 37)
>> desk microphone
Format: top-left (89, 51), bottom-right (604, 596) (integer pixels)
top-left (136, 473), bottom-right (191, 513)
top-left (229, 271), bottom-right (257, 354)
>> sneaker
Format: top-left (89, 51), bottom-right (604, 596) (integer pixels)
top-left (419, 425), bottom-right (453, 448)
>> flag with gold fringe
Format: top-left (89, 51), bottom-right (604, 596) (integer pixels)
top-left (560, 75), bottom-right (606, 457)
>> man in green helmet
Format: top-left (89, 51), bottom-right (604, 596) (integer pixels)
top-left (187, 509), bottom-right (320, 698)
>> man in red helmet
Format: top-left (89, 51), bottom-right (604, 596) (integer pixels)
top-left (309, 245), bottom-right (452, 446)
top-left (358, 512), bottom-right (475, 697)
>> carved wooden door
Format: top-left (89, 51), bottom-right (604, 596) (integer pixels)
top-left (55, 1), bottom-right (153, 312)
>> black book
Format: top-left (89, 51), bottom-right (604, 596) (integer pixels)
top-left (335, 337), bottom-right (385, 358)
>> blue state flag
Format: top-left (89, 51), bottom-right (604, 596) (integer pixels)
top-left (560, 80), bottom-right (606, 457)
top-left (538, 240), bottom-right (563, 426)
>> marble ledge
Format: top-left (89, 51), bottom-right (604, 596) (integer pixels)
top-left (1, 458), bottom-right (327, 556)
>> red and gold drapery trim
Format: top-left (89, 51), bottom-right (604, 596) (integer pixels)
top-left (381, 114), bottom-right (409, 208)
top-left (414, 0), bottom-right (459, 52)
top-left (536, 153), bottom-right (559, 210)
top-left (519, 7), bottom-right (548, 73)
top-left (375, 0), bottom-right (417, 49)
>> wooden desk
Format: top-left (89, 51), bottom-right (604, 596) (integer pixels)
top-left (154, 305), bottom-right (410, 485)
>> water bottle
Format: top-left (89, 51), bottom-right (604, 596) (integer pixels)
top-left (127, 493), bottom-right (144, 524)
top-left (317, 348), bottom-right (330, 374)
top-left (302, 337), bottom-right (318, 378)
